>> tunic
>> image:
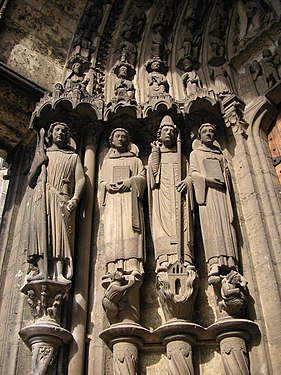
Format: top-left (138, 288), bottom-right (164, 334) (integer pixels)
top-left (190, 144), bottom-right (238, 271)
top-left (100, 148), bottom-right (146, 274)
top-left (28, 149), bottom-right (85, 278)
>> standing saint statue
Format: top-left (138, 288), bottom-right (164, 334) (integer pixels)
top-left (100, 128), bottom-right (146, 276)
top-left (148, 115), bottom-right (194, 272)
top-left (190, 123), bottom-right (238, 282)
top-left (27, 122), bottom-right (85, 282)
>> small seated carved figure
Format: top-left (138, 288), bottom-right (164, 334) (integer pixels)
top-left (218, 270), bottom-right (248, 317)
top-left (102, 271), bottom-right (135, 324)
top-left (147, 59), bottom-right (169, 97)
top-left (114, 64), bottom-right (135, 100)
top-left (64, 55), bottom-right (90, 96)
top-left (47, 293), bottom-right (63, 322)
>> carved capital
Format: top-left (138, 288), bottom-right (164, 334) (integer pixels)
top-left (222, 95), bottom-right (248, 136)
top-left (21, 280), bottom-right (71, 324)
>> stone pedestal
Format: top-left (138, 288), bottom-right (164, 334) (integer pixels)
top-left (19, 321), bottom-right (72, 375)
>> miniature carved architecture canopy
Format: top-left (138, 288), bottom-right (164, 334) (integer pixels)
top-left (0, 0), bottom-right (281, 374)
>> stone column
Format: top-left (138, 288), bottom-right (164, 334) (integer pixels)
top-left (164, 334), bottom-right (195, 375)
top-left (112, 338), bottom-right (142, 375)
top-left (217, 332), bottom-right (250, 375)
top-left (68, 122), bottom-right (103, 375)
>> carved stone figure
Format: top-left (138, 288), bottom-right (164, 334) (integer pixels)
top-left (102, 270), bottom-right (135, 324)
top-left (72, 0), bottom-right (103, 51)
top-left (182, 58), bottom-right (202, 97)
top-left (148, 116), bottom-right (194, 271)
top-left (241, 0), bottom-right (272, 46)
top-left (190, 123), bottom-right (238, 283)
top-left (64, 55), bottom-right (90, 97)
top-left (114, 64), bottom-right (135, 100)
top-left (100, 128), bottom-right (146, 275)
top-left (209, 65), bottom-right (231, 96)
top-left (218, 270), bottom-right (248, 317)
top-left (208, 0), bottom-right (228, 66)
top-left (261, 48), bottom-right (280, 89)
top-left (249, 60), bottom-right (267, 95)
top-left (118, 30), bottom-right (137, 66)
top-left (147, 59), bottom-right (169, 97)
top-left (27, 122), bottom-right (85, 282)
top-left (151, 25), bottom-right (168, 61)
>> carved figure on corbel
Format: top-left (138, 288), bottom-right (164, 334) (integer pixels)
top-left (180, 57), bottom-right (202, 98)
top-left (146, 58), bottom-right (169, 97)
top-left (190, 123), bottom-right (239, 285)
top-left (148, 116), bottom-right (198, 321)
top-left (102, 270), bottom-right (137, 324)
top-left (218, 270), bottom-right (249, 318)
top-left (27, 122), bottom-right (85, 283)
top-left (63, 54), bottom-right (91, 100)
top-left (112, 63), bottom-right (136, 103)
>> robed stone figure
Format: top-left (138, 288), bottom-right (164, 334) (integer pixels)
top-left (100, 128), bottom-right (146, 276)
top-left (190, 123), bottom-right (238, 281)
top-left (148, 116), bottom-right (194, 272)
top-left (27, 122), bottom-right (85, 282)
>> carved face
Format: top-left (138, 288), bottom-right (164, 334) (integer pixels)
top-left (199, 125), bottom-right (215, 145)
top-left (111, 130), bottom-right (129, 153)
top-left (119, 66), bottom-right (127, 77)
top-left (72, 62), bottom-right (82, 74)
top-left (51, 124), bottom-right (68, 148)
top-left (159, 125), bottom-right (176, 147)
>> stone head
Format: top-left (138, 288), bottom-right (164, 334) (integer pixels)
top-left (48, 122), bottom-right (70, 148)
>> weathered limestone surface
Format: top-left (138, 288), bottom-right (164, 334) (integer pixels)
top-left (0, 1), bottom-right (280, 375)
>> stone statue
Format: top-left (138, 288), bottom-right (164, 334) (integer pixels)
top-left (100, 128), bottom-right (146, 276)
top-left (261, 48), bottom-right (280, 89)
top-left (190, 123), bottom-right (238, 283)
top-left (64, 55), bottom-right (90, 96)
top-left (118, 30), bottom-right (137, 66)
top-left (27, 122), bottom-right (85, 282)
top-left (209, 65), bottom-right (231, 96)
top-left (114, 64), bottom-right (135, 100)
top-left (182, 58), bottom-right (202, 97)
top-left (147, 59), bottom-right (169, 97)
top-left (218, 270), bottom-right (248, 317)
top-left (241, 0), bottom-right (272, 46)
top-left (249, 60), bottom-right (267, 95)
top-left (102, 270), bottom-right (135, 324)
top-left (148, 115), bottom-right (194, 272)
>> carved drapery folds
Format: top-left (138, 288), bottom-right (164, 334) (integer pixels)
top-left (14, 1), bottom-right (281, 374)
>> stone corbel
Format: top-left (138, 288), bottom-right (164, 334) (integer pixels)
top-left (222, 94), bottom-right (248, 137)
top-left (19, 280), bottom-right (72, 374)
